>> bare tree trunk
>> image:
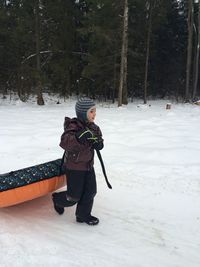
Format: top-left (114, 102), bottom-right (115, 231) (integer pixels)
top-left (193, 0), bottom-right (200, 100)
top-left (113, 53), bottom-right (117, 103)
top-left (35, 0), bottom-right (44, 105)
top-left (185, 0), bottom-right (193, 102)
top-left (118, 0), bottom-right (128, 107)
top-left (17, 68), bottom-right (23, 102)
top-left (122, 1), bottom-right (129, 105)
top-left (144, 0), bottom-right (153, 105)
top-left (122, 25), bottom-right (128, 105)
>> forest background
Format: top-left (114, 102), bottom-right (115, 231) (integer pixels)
top-left (0, 0), bottom-right (199, 105)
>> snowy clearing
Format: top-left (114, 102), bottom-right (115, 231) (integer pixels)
top-left (0, 97), bottom-right (200, 267)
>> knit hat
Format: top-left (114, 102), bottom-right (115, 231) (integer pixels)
top-left (75, 97), bottom-right (96, 122)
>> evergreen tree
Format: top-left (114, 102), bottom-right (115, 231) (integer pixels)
top-left (78, 0), bottom-right (122, 101)
top-left (0, 0), bottom-right (196, 102)
top-left (152, 0), bottom-right (187, 100)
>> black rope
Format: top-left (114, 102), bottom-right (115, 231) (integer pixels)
top-left (59, 151), bottom-right (65, 176)
top-left (96, 149), bottom-right (112, 189)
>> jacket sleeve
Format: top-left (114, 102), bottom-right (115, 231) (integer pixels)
top-left (60, 132), bottom-right (78, 151)
top-left (59, 124), bottom-right (87, 151)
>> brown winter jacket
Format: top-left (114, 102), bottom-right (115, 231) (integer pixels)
top-left (60, 117), bottom-right (103, 171)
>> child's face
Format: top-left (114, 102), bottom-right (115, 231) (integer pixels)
top-left (87, 107), bottom-right (96, 122)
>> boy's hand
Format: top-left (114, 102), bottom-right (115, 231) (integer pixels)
top-left (92, 140), bottom-right (104, 151)
top-left (76, 129), bottom-right (98, 144)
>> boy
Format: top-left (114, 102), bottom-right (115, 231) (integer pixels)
top-left (52, 97), bottom-right (103, 226)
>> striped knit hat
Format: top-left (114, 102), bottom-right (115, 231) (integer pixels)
top-left (75, 97), bottom-right (96, 122)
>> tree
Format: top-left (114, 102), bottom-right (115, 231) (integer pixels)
top-left (118, 0), bottom-right (129, 106)
top-left (151, 0), bottom-right (187, 100)
top-left (193, 0), bottom-right (200, 100)
top-left (0, 0), bottom-right (197, 102)
top-left (143, 0), bottom-right (153, 104)
top-left (34, 0), bottom-right (44, 105)
top-left (185, 0), bottom-right (194, 102)
top-left (43, 0), bottom-right (79, 97)
top-left (79, 0), bottom-right (122, 101)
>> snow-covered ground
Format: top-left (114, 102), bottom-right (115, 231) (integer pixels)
top-left (0, 96), bottom-right (200, 267)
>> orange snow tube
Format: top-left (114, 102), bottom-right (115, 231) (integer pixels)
top-left (0, 159), bottom-right (66, 208)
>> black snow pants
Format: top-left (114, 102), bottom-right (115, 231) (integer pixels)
top-left (53, 168), bottom-right (97, 220)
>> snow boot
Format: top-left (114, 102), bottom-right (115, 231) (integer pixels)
top-left (52, 193), bottom-right (64, 215)
top-left (76, 215), bottom-right (99, 226)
